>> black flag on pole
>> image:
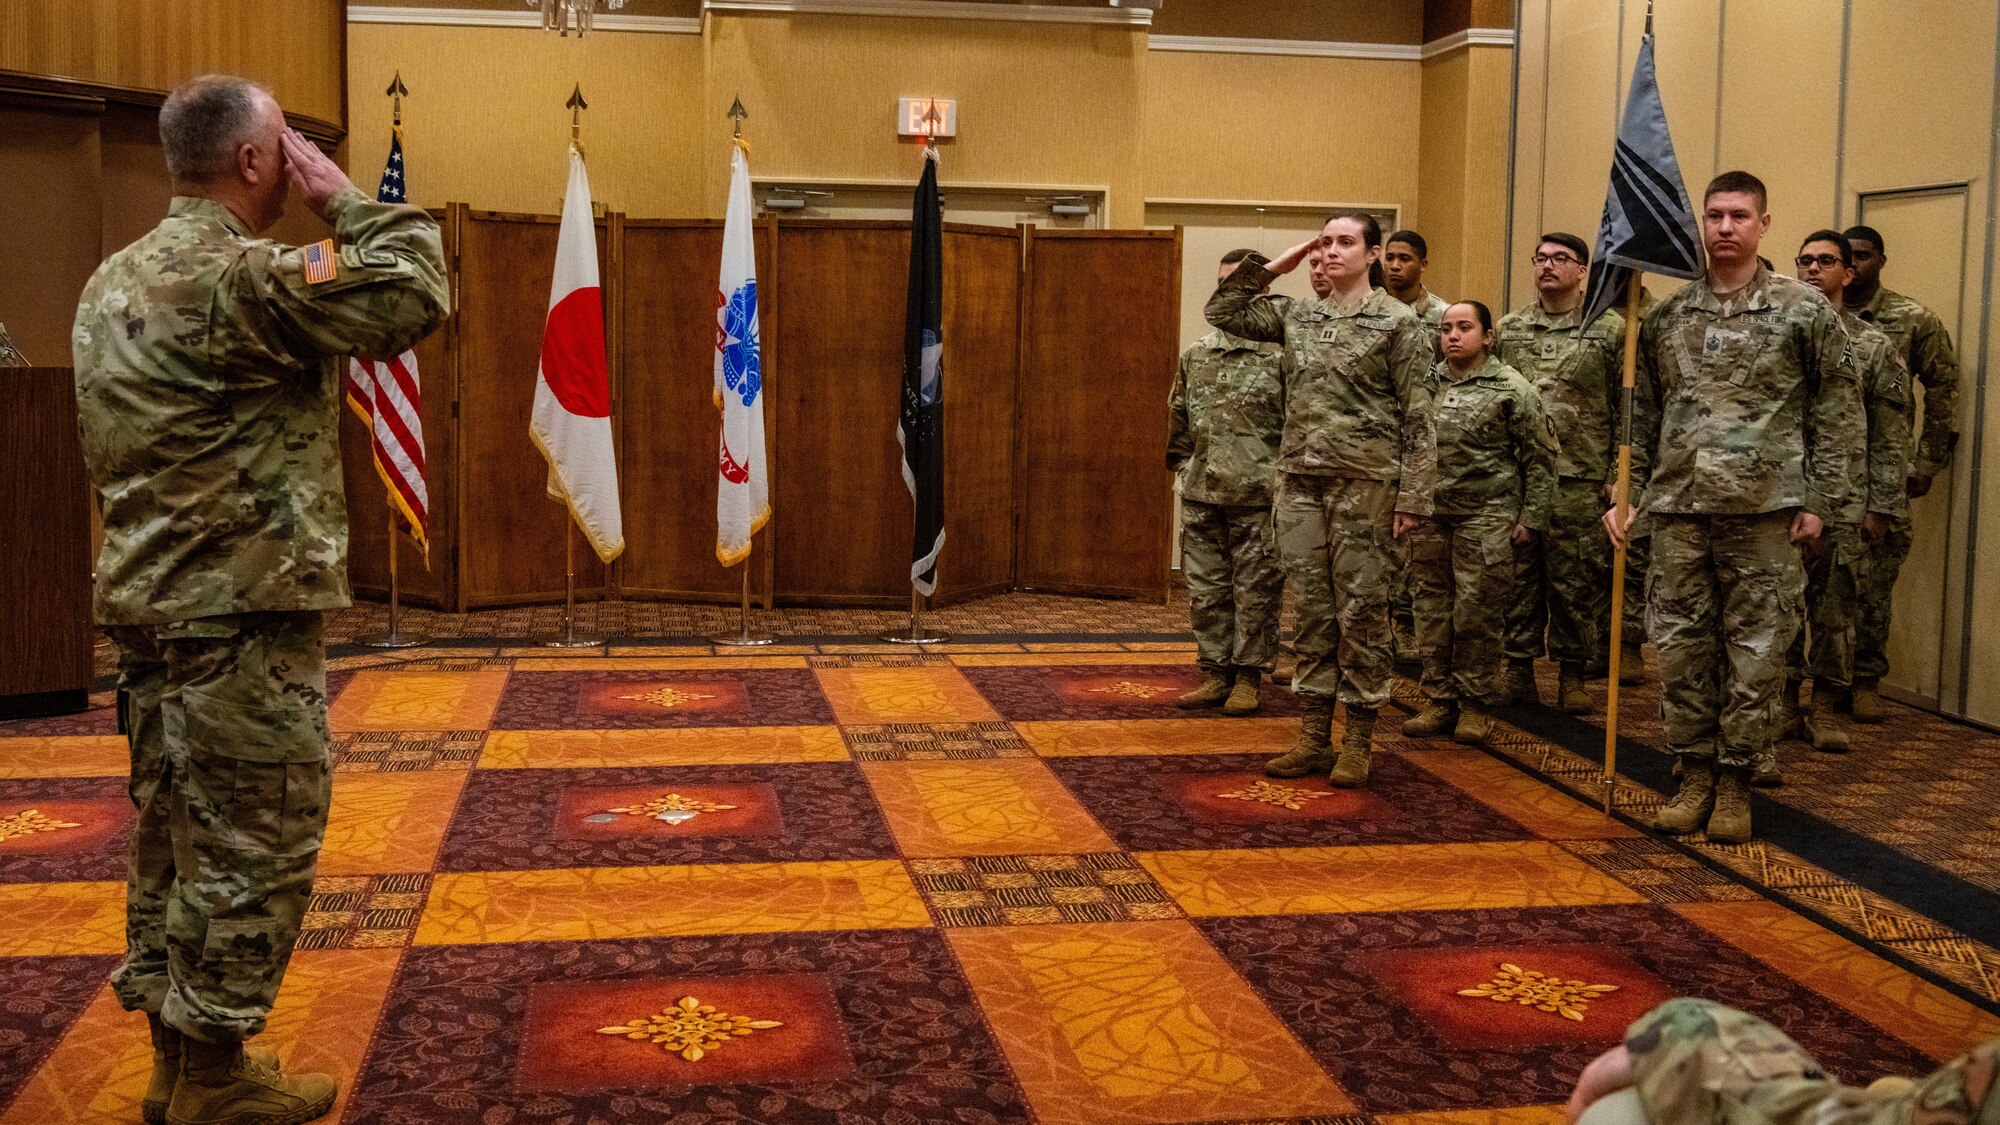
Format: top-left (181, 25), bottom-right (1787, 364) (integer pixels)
top-left (899, 148), bottom-right (946, 596)
top-left (1580, 31), bottom-right (1702, 328)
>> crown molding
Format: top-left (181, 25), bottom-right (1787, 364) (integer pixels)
top-left (1146, 34), bottom-right (1418, 61)
top-left (346, 5), bottom-right (702, 32)
top-left (1419, 27), bottom-right (1516, 60)
top-left (703, 0), bottom-right (1152, 25)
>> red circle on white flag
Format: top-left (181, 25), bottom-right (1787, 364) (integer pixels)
top-left (540, 286), bottom-right (610, 417)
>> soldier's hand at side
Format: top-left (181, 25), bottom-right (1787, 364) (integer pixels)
top-left (1789, 510), bottom-right (1824, 547)
top-left (1393, 513), bottom-right (1421, 539)
top-left (1907, 474), bottom-right (1933, 499)
top-left (1265, 237), bottom-right (1317, 276)
top-left (280, 129), bottom-right (355, 219)
top-left (1511, 523), bottom-right (1535, 545)
top-left (1602, 506), bottom-right (1635, 551)
top-left (1862, 512), bottom-right (1890, 545)
top-left (1565, 1045), bottom-right (1633, 1123)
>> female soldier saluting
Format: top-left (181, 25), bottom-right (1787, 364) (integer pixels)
top-left (1206, 212), bottom-right (1436, 789)
top-left (1403, 301), bottom-right (1559, 746)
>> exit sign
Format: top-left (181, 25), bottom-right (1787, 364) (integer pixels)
top-left (898, 97), bottom-right (957, 138)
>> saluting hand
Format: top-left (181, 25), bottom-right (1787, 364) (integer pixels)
top-left (1265, 236), bottom-right (1318, 277)
top-left (280, 129), bottom-right (355, 219)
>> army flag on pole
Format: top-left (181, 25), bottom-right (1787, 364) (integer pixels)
top-left (345, 125), bottom-right (430, 556)
top-left (898, 144), bottom-right (946, 596)
top-left (1580, 29), bottom-right (1703, 329)
top-left (530, 145), bottom-right (625, 563)
top-left (715, 136), bottom-right (769, 567)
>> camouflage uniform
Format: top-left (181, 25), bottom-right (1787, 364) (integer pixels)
top-left (74, 188), bottom-right (449, 1043)
top-left (1497, 302), bottom-right (1625, 670)
top-left (1846, 287), bottom-right (1961, 688)
top-left (1785, 313), bottom-right (1910, 696)
top-left (1207, 258), bottom-right (1436, 709)
top-left (1390, 290), bottom-right (1450, 651)
top-left (0, 321), bottom-right (27, 365)
top-left (1169, 330), bottom-right (1287, 674)
top-left (1630, 263), bottom-right (1863, 769)
top-left (1408, 355), bottom-right (1557, 705)
top-left (1618, 998), bottom-right (1997, 1125)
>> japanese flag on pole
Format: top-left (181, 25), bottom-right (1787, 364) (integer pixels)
top-left (715, 139), bottom-right (769, 567)
top-left (530, 145), bottom-right (624, 563)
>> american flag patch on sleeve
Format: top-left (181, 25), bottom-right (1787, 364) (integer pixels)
top-left (303, 239), bottom-right (337, 285)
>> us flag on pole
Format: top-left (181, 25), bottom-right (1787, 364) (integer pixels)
top-left (345, 126), bottom-right (430, 556)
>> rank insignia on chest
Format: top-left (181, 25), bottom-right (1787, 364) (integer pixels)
top-left (1318, 328), bottom-right (1339, 342)
top-left (1541, 339), bottom-right (1558, 359)
top-left (302, 239), bottom-right (337, 285)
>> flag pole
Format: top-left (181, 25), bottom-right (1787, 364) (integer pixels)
top-left (358, 509), bottom-right (429, 648)
top-left (540, 517), bottom-right (603, 648)
top-left (711, 563), bottom-right (775, 646)
top-left (1602, 269), bottom-right (1644, 813)
top-left (883, 583), bottom-right (947, 644)
top-left (883, 131), bottom-right (947, 646)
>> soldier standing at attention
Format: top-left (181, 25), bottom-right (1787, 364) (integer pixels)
top-left (1497, 232), bottom-right (1625, 714)
top-left (72, 75), bottom-right (449, 1125)
top-left (1381, 229), bottom-right (1447, 662)
top-left (1607, 171), bottom-right (1863, 844)
top-left (1168, 249), bottom-right (1288, 715)
top-left (1403, 301), bottom-right (1558, 747)
top-left (1207, 211), bottom-right (1435, 789)
top-left (1841, 224), bottom-right (1961, 723)
top-left (1778, 231), bottom-right (1909, 766)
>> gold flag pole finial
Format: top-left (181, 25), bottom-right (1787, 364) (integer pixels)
top-left (386, 72), bottom-right (408, 129)
top-left (567, 83), bottom-right (588, 154)
top-left (728, 95), bottom-right (747, 140)
top-left (1645, 0), bottom-right (1654, 34)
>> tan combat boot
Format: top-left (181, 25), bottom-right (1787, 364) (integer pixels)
top-left (1803, 699), bottom-right (1851, 753)
top-left (1221, 670), bottom-right (1261, 716)
top-left (1175, 670), bottom-right (1233, 710)
top-left (1265, 694), bottom-right (1334, 777)
top-left (1849, 682), bottom-right (1885, 724)
top-left (1329, 706), bottom-right (1377, 787)
top-left (1778, 680), bottom-right (1804, 742)
top-left (1706, 766), bottom-right (1754, 843)
top-left (1401, 699), bottom-right (1458, 737)
top-left (170, 1039), bottom-right (335, 1125)
top-left (1652, 758), bottom-right (1716, 835)
top-left (1504, 659), bottom-right (1540, 706)
top-left (1618, 642), bottom-right (1646, 686)
top-left (1451, 704), bottom-right (1492, 747)
top-left (1557, 664), bottom-right (1592, 715)
top-left (144, 1015), bottom-right (183, 1125)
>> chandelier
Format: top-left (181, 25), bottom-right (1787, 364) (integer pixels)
top-left (526, 0), bottom-right (626, 35)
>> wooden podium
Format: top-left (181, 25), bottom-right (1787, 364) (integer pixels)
top-left (1, 367), bottom-right (94, 718)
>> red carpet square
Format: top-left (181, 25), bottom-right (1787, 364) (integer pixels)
top-left (516, 972), bottom-right (855, 1092)
top-left (494, 670), bottom-right (834, 729)
top-left (1048, 754), bottom-right (1531, 850)
top-left (1353, 944), bottom-right (1676, 1049)
top-left (961, 665), bottom-right (1300, 721)
top-left (0, 954), bottom-right (122, 1098)
top-left (436, 764), bottom-right (896, 871)
top-left (0, 780), bottom-right (133, 883)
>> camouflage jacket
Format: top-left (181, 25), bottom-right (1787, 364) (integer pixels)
top-left (1630, 264), bottom-right (1863, 522)
top-left (1167, 330), bottom-right (1287, 506)
top-left (1424, 355), bottom-right (1559, 529)
top-left (73, 188), bottom-right (450, 625)
top-left (1410, 290), bottom-right (1450, 361)
top-left (1205, 255), bottom-right (1437, 515)
top-left (1496, 301), bottom-right (1625, 482)
top-left (0, 321), bottom-right (27, 366)
top-left (1846, 286), bottom-right (1960, 480)
top-left (1625, 998), bottom-right (1997, 1125)
top-left (1838, 310), bottom-right (1912, 524)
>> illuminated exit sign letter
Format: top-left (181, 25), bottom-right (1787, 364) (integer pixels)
top-left (897, 97), bottom-right (958, 138)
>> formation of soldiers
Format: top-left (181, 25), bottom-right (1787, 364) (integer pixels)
top-left (1171, 171), bottom-right (1959, 846)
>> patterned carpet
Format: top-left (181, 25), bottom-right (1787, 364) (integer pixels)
top-left (3, 596), bottom-right (1997, 1124)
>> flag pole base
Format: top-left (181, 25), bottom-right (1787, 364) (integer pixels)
top-left (354, 632), bottom-right (431, 649)
top-left (881, 626), bottom-right (949, 645)
top-left (712, 629), bottom-right (776, 647)
top-left (537, 634), bottom-right (605, 649)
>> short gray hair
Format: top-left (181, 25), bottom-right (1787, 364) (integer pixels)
top-left (159, 75), bottom-right (271, 182)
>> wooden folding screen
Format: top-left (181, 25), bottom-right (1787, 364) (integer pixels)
top-left (937, 224), bottom-right (1023, 602)
top-left (1017, 228), bottom-right (1182, 598)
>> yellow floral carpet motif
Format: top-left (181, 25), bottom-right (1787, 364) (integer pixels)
top-left (617, 687), bottom-right (718, 709)
top-left (598, 996), bottom-right (783, 1061)
top-left (1090, 681), bottom-right (1171, 700)
top-left (0, 809), bottom-right (81, 843)
top-left (1214, 780), bottom-right (1333, 811)
top-left (1458, 963), bottom-right (1619, 1021)
top-left (606, 793), bottom-right (740, 825)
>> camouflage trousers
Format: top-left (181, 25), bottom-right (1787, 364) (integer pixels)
top-left (1622, 532), bottom-right (1651, 650)
top-left (1505, 479), bottom-right (1613, 668)
top-left (105, 611), bottom-right (331, 1044)
top-left (1274, 473), bottom-right (1399, 708)
top-left (1408, 513), bottom-right (1516, 705)
top-left (1649, 513), bottom-right (1805, 769)
top-left (1853, 508), bottom-right (1914, 686)
top-left (1181, 499), bottom-right (1284, 673)
top-left (1622, 997), bottom-right (1997, 1125)
top-left (1787, 522), bottom-right (1864, 690)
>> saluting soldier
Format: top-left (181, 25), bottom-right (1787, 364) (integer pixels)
top-left (1497, 232), bottom-right (1626, 714)
top-left (72, 74), bottom-right (449, 1125)
top-left (1840, 224), bottom-right (1961, 723)
top-left (1168, 249), bottom-right (1288, 715)
top-left (1403, 301), bottom-right (1558, 747)
top-left (1609, 171), bottom-right (1864, 844)
top-left (1207, 211), bottom-right (1435, 789)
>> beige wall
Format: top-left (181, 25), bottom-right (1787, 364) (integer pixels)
top-left (1416, 43), bottom-right (1512, 308)
top-left (1510, 0), bottom-right (2000, 724)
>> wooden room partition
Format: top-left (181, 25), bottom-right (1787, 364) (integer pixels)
top-left (341, 211), bottom-right (1179, 610)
